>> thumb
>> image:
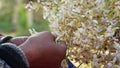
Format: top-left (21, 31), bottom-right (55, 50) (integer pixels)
top-left (57, 41), bottom-right (67, 52)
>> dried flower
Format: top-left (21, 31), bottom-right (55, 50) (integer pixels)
top-left (25, 1), bottom-right (35, 11)
top-left (27, 0), bottom-right (120, 68)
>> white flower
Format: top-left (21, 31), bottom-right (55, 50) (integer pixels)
top-left (78, 28), bottom-right (85, 33)
top-left (115, 53), bottom-right (120, 62)
top-left (73, 32), bottom-right (80, 37)
top-left (92, 54), bottom-right (99, 67)
top-left (43, 12), bottom-right (50, 19)
top-left (97, 35), bottom-right (104, 41)
top-left (37, 0), bottom-right (40, 3)
top-left (73, 37), bottom-right (80, 44)
top-left (43, 6), bottom-right (50, 19)
top-left (53, 0), bottom-right (58, 4)
top-left (49, 20), bottom-right (59, 28)
top-left (80, 0), bottom-right (84, 4)
top-left (69, 21), bottom-right (74, 26)
top-left (57, 12), bottom-right (65, 19)
top-left (107, 62), bottom-right (113, 68)
top-left (32, 0), bottom-right (120, 67)
top-left (113, 57), bottom-right (117, 63)
top-left (105, 25), bottom-right (115, 37)
top-left (72, 7), bottom-right (81, 13)
top-left (61, 0), bottom-right (67, 3)
top-left (25, 1), bottom-right (35, 11)
top-left (96, 0), bottom-right (103, 3)
top-left (114, 42), bottom-right (120, 50)
top-left (93, 20), bottom-right (98, 24)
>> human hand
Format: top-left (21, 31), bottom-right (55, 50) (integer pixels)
top-left (0, 35), bottom-right (28, 45)
top-left (19, 31), bottom-right (66, 68)
top-left (9, 36), bottom-right (28, 46)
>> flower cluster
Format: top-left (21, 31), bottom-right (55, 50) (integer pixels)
top-left (27, 0), bottom-right (120, 68)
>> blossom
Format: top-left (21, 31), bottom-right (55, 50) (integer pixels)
top-left (28, 0), bottom-right (120, 67)
top-left (25, 1), bottom-right (35, 11)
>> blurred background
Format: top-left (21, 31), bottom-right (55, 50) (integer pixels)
top-left (0, 0), bottom-right (50, 36)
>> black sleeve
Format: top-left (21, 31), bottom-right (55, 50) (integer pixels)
top-left (0, 43), bottom-right (29, 68)
top-left (0, 36), bottom-right (13, 44)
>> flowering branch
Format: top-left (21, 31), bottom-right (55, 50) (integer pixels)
top-left (26, 0), bottom-right (120, 68)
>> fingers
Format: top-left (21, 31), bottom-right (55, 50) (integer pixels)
top-left (51, 32), bottom-right (57, 39)
top-left (56, 41), bottom-right (67, 60)
top-left (55, 40), bottom-right (67, 56)
top-left (34, 31), bottom-right (56, 41)
top-left (10, 36), bottom-right (28, 45)
top-left (57, 41), bottom-right (67, 52)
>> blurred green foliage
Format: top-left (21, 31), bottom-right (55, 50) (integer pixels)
top-left (0, 0), bottom-right (50, 36)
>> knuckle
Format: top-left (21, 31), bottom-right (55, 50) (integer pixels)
top-left (42, 31), bottom-right (51, 34)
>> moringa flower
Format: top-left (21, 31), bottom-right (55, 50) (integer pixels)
top-left (27, 0), bottom-right (120, 68)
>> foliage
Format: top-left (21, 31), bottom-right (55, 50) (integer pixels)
top-left (28, 0), bottom-right (120, 68)
top-left (0, 0), bottom-right (14, 33)
top-left (0, 0), bottom-right (50, 36)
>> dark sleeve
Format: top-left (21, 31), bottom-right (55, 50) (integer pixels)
top-left (0, 43), bottom-right (29, 68)
top-left (0, 58), bottom-right (11, 68)
top-left (0, 36), bottom-right (13, 44)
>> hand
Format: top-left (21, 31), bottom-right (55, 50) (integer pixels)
top-left (9, 36), bottom-right (28, 46)
top-left (19, 31), bottom-right (66, 68)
